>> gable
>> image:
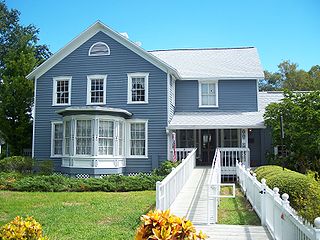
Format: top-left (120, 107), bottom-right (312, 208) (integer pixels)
top-left (27, 21), bottom-right (179, 80)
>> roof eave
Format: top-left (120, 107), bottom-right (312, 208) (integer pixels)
top-left (168, 124), bottom-right (266, 130)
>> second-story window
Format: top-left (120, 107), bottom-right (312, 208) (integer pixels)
top-left (127, 73), bottom-right (149, 104)
top-left (53, 77), bottom-right (72, 106)
top-left (199, 81), bottom-right (218, 107)
top-left (87, 75), bottom-right (107, 105)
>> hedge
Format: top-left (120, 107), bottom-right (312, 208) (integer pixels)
top-left (254, 165), bottom-right (320, 222)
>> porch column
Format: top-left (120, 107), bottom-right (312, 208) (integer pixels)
top-left (240, 129), bottom-right (248, 148)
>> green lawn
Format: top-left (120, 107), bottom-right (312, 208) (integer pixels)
top-left (0, 191), bottom-right (155, 240)
top-left (218, 185), bottom-right (261, 225)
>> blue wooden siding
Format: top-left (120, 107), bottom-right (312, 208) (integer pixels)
top-left (34, 31), bottom-right (168, 173)
top-left (175, 80), bottom-right (258, 112)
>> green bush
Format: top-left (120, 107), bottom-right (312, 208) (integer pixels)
top-left (0, 172), bottom-right (164, 193)
top-left (0, 156), bottom-right (33, 173)
top-left (152, 160), bottom-right (180, 176)
top-left (38, 160), bottom-right (54, 175)
top-left (254, 165), bottom-right (320, 222)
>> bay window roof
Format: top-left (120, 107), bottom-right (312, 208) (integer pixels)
top-left (56, 106), bottom-right (132, 118)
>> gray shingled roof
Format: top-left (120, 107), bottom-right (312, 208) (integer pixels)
top-left (168, 92), bottom-right (284, 129)
top-left (149, 47), bottom-right (264, 79)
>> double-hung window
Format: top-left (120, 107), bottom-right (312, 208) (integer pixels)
top-left (199, 81), bottom-right (218, 107)
top-left (127, 73), bottom-right (149, 104)
top-left (98, 120), bottom-right (114, 155)
top-left (76, 120), bottom-right (92, 155)
top-left (51, 122), bottom-right (63, 157)
top-left (53, 77), bottom-right (72, 106)
top-left (87, 75), bottom-right (107, 105)
top-left (129, 121), bottom-right (147, 157)
top-left (64, 120), bottom-right (71, 155)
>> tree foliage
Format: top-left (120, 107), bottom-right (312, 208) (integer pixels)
top-left (259, 60), bottom-right (320, 91)
top-left (0, 1), bottom-right (51, 155)
top-left (264, 91), bottom-right (320, 173)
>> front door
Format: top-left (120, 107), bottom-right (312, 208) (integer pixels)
top-left (199, 130), bottom-right (216, 166)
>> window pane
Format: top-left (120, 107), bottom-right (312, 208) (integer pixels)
top-left (201, 83), bottom-right (208, 94)
top-left (53, 123), bottom-right (63, 155)
top-left (131, 77), bottom-right (146, 102)
top-left (64, 121), bottom-right (71, 155)
top-left (56, 80), bottom-right (69, 104)
top-left (98, 120), bottom-right (114, 156)
top-left (209, 83), bottom-right (215, 94)
top-left (208, 95), bottom-right (216, 105)
top-left (90, 78), bottom-right (104, 103)
top-left (130, 123), bottom-right (146, 156)
top-left (202, 96), bottom-right (208, 105)
top-left (76, 120), bottom-right (92, 155)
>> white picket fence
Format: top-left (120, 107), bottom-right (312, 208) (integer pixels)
top-left (237, 161), bottom-right (320, 240)
top-left (156, 148), bottom-right (197, 210)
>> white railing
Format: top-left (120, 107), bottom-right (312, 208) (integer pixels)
top-left (156, 148), bottom-right (197, 210)
top-left (219, 147), bottom-right (250, 175)
top-left (172, 148), bottom-right (194, 161)
top-left (237, 162), bottom-right (320, 240)
top-left (207, 149), bottom-right (221, 224)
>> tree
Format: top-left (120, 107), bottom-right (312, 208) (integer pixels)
top-left (260, 60), bottom-right (320, 91)
top-left (0, 1), bottom-right (51, 155)
top-left (264, 91), bottom-right (320, 173)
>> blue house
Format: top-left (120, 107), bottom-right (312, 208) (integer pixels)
top-left (26, 21), bottom-right (281, 178)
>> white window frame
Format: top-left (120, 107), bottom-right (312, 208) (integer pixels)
top-left (97, 119), bottom-right (115, 157)
top-left (127, 120), bottom-right (148, 158)
top-left (75, 119), bottom-right (93, 156)
top-left (52, 76), bottom-right (72, 106)
top-left (198, 81), bottom-right (219, 108)
top-left (86, 75), bottom-right (107, 105)
top-left (127, 73), bottom-right (149, 104)
top-left (51, 121), bottom-right (63, 157)
top-left (88, 42), bottom-right (110, 56)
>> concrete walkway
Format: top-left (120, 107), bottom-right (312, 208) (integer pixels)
top-left (169, 167), bottom-right (273, 239)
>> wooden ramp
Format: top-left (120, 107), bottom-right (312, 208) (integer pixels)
top-left (170, 166), bottom-right (211, 224)
top-left (169, 167), bottom-right (273, 240)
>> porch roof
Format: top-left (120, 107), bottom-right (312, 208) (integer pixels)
top-left (168, 111), bottom-right (265, 129)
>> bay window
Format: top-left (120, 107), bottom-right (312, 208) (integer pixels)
top-left (98, 120), bottom-right (114, 155)
top-left (76, 120), bottom-right (92, 155)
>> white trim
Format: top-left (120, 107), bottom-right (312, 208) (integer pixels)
top-left (52, 76), bottom-right (72, 106)
top-left (86, 74), bottom-right (107, 105)
top-left (88, 42), bottom-right (110, 56)
top-left (32, 77), bottom-right (37, 158)
top-left (198, 80), bottom-right (219, 108)
top-left (26, 21), bottom-right (180, 80)
top-left (256, 79), bottom-right (259, 111)
top-left (51, 121), bottom-right (63, 158)
top-left (181, 76), bottom-right (265, 81)
top-left (126, 119), bottom-right (148, 158)
top-left (168, 124), bottom-right (266, 130)
top-left (167, 73), bottom-right (170, 123)
top-left (127, 72), bottom-right (149, 104)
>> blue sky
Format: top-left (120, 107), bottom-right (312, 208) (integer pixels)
top-left (6, 0), bottom-right (320, 72)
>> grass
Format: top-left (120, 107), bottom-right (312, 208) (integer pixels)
top-left (0, 190), bottom-right (155, 240)
top-left (218, 184), bottom-right (261, 225)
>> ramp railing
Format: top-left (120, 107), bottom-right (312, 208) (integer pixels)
top-left (156, 148), bottom-right (197, 210)
top-left (237, 161), bottom-right (320, 240)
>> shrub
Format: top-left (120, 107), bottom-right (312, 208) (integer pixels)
top-left (38, 161), bottom-right (54, 175)
top-left (0, 216), bottom-right (48, 240)
top-left (135, 209), bottom-right (206, 240)
top-left (0, 172), bottom-right (24, 190)
top-left (0, 156), bottom-right (33, 173)
top-left (254, 165), bottom-right (320, 222)
top-left (152, 160), bottom-right (180, 176)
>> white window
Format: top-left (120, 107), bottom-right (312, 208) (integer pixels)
top-left (199, 81), bottom-right (218, 107)
top-left (88, 42), bottom-right (110, 56)
top-left (127, 73), bottom-right (149, 104)
top-left (129, 121), bottom-right (148, 157)
top-left (87, 75), bottom-right (107, 105)
top-left (118, 121), bottom-right (124, 156)
top-left (51, 122), bottom-right (63, 157)
top-left (98, 120), bottom-right (114, 156)
top-left (75, 120), bottom-right (92, 155)
top-left (53, 77), bottom-right (72, 106)
top-left (64, 120), bottom-right (71, 155)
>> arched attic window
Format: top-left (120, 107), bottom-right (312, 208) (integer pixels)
top-left (88, 42), bottom-right (110, 56)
